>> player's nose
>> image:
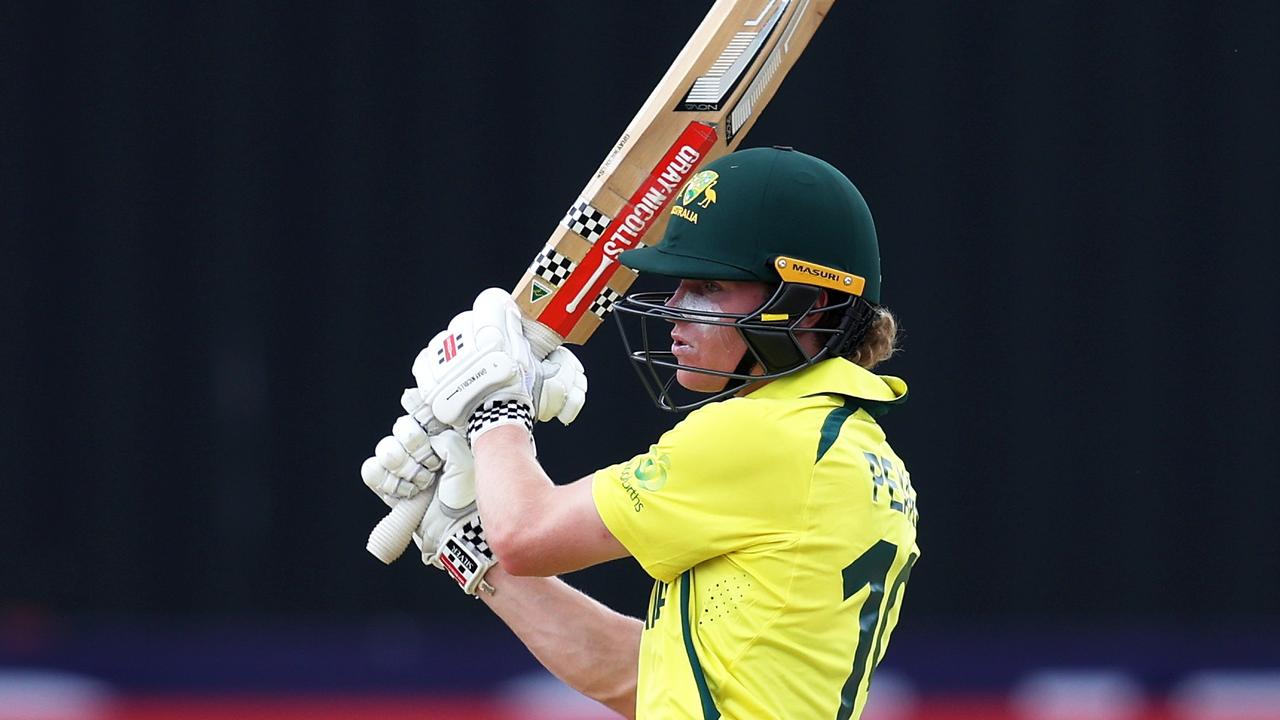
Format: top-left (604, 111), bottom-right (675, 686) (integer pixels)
top-left (663, 286), bottom-right (688, 324)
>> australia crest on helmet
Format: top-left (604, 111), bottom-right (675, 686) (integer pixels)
top-left (671, 170), bottom-right (719, 224)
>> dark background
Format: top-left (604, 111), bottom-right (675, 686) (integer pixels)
top-left (3, 0), bottom-right (1278, 640)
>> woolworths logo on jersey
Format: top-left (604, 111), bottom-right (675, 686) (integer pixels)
top-left (630, 453), bottom-right (670, 492)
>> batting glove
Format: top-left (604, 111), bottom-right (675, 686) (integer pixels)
top-left (360, 389), bottom-right (446, 508)
top-left (411, 288), bottom-right (588, 441)
top-left (535, 345), bottom-right (588, 425)
top-left (364, 336), bottom-right (584, 565)
top-left (416, 430), bottom-right (497, 596)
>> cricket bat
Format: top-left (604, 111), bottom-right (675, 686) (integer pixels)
top-left (368, 0), bottom-right (838, 563)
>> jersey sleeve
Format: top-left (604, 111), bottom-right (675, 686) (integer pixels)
top-left (591, 399), bottom-right (805, 582)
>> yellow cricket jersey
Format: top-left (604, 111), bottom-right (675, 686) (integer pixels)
top-left (592, 358), bottom-right (919, 720)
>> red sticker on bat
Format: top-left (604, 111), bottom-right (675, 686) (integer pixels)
top-left (536, 122), bottom-right (719, 337)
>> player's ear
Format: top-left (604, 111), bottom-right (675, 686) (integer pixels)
top-left (796, 289), bottom-right (829, 328)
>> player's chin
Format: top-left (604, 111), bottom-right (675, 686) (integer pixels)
top-left (675, 367), bottom-right (731, 394)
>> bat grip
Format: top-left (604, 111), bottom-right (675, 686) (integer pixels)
top-left (521, 317), bottom-right (563, 360)
top-left (366, 492), bottom-right (431, 564)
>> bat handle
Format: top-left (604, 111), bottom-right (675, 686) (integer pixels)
top-left (366, 492), bottom-right (431, 564)
top-left (521, 317), bottom-right (563, 359)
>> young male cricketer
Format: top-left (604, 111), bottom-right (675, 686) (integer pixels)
top-left (362, 147), bottom-right (920, 719)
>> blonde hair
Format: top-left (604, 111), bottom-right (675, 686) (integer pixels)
top-left (847, 305), bottom-right (900, 370)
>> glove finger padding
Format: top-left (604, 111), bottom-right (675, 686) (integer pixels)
top-left (361, 410), bottom-right (441, 503)
top-left (361, 456), bottom-right (406, 507)
top-left (535, 346), bottom-right (588, 425)
top-left (374, 436), bottom-right (431, 489)
top-left (399, 387), bottom-right (447, 435)
top-left (391, 415), bottom-right (441, 472)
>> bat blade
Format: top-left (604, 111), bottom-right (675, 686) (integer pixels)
top-left (514, 0), bottom-right (836, 345)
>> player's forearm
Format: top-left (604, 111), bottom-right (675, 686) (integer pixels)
top-left (480, 566), bottom-right (640, 719)
top-left (472, 425), bottom-right (559, 572)
top-left (476, 425), bottom-right (586, 571)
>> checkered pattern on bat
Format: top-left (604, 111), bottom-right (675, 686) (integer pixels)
top-left (562, 198), bottom-right (612, 244)
top-left (588, 287), bottom-right (623, 319)
top-left (531, 247), bottom-right (576, 288)
top-left (458, 518), bottom-right (492, 560)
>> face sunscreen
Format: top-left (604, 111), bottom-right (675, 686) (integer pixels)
top-left (667, 291), bottom-right (724, 318)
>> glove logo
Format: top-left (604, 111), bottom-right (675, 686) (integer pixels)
top-left (438, 334), bottom-right (465, 363)
top-left (632, 452), bottom-right (671, 492)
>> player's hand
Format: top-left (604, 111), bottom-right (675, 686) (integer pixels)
top-left (412, 288), bottom-right (536, 439)
top-left (360, 393), bottom-right (444, 508)
top-left (411, 288), bottom-right (588, 440)
top-left (363, 347), bottom-right (583, 564)
top-left (416, 429), bottom-right (497, 596)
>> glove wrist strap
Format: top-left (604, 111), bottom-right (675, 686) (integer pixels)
top-left (467, 399), bottom-right (533, 443)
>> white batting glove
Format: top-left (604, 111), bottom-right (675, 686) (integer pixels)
top-left (412, 288), bottom-right (587, 441)
top-left (360, 391), bottom-right (445, 508)
top-left (364, 344), bottom-right (584, 564)
top-left (416, 430), bottom-right (497, 596)
top-left (536, 346), bottom-right (588, 425)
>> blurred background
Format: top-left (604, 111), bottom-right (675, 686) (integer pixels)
top-left (3, 1), bottom-right (1278, 718)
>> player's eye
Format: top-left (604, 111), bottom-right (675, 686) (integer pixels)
top-left (701, 281), bottom-right (722, 294)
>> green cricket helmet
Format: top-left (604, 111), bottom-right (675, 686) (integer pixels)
top-left (612, 146), bottom-right (885, 412)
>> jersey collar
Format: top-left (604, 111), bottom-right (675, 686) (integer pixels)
top-left (745, 358), bottom-right (908, 414)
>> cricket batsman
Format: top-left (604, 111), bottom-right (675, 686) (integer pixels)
top-left (362, 147), bottom-right (919, 719)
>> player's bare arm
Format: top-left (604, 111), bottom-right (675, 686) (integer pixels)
top-left (473, 425), bottom-right (629, 577)
top-left (476, 568), bottom-right (641, 719)
top-left (361, 357), bottom-right (639, 716)
top-left (364, 405), bottom-right (640, 717)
